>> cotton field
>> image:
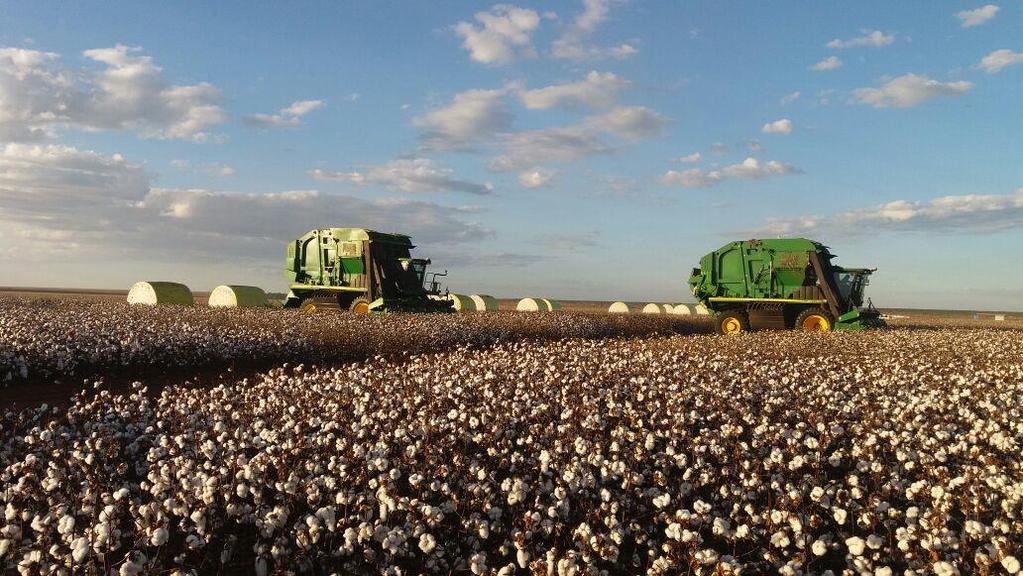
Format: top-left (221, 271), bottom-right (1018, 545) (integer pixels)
top-left (1, 307), bottom-right (1021, 575)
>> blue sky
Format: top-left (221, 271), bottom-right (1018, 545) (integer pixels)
top-left (1, 1), bottom-right (1021, 309)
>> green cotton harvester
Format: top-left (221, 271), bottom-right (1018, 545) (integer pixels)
top-left (283, 228), bottom-right (453, 313)
top-left (688, 238), bottom-right (885, 334)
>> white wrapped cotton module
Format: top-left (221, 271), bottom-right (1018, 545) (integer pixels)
top-left (608, 301), bottom-right (630, 314)
top-left (469, 294), bottom-right (499, 311)
top-left (694, 304), bottom-right (710, 316)
top-left (642, 303), bottom-right (662, 314)
top-left (671, 304), bottom-right (691, 315)
top-left (542, 299), bottom-right (562, 311)
top-left (661, 304), bottom-right (675, 314)
top-left (208, 285), bottom-right (268, 308)
top-left (516, 298), bottom-right (549, 312)
top-left (127, 282), bottom-right (194, 306)
top-left (447, 294), bottom-right (477, 312)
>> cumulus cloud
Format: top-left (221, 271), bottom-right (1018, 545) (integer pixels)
top-left (978, 49), bottom-right (1023, 73)
top-left (551, 0), bottom-right (637, 61)
top-left (661, 157), bottom-right (799, 189)
top-left (762, 118), bottom-right (793, 134)
top-left (413, 88), bottom-right (512, 151)
top-left (518, 71), bottom-right (629, 110)
top-left (518, 168), bottom-right (554, 188)
top-left (0, 45), bottom-right (225, 142)
top-left (490, 105), bottom-right (666, 171)
top-left (761, 188), bottom-right (1023, 236)
top-left (453, 5), bottom-right (540, 65)
top-left (677, 152), bottom-right (701, 163)
top-left (852, 74), bottom-right (973, 108)
top-left (0, 144), bottom-right (488, 262)
top-left (309, 158), bottom-right (493, 195)
top-left (956, 5), bottom-right (999, 27)
top-left (826, 30), bottom-right (894, 49)
top-left (810, 56), bottom-right (843, 71)
top-left (243, 99), bottom-right (325, 128)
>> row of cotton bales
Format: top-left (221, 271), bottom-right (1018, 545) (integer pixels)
top-left (429, 293), bottom-right (500, 312)
top-left (127, 281), bottom-right (269, 308)
top-left (607, 301), bottom-right (710, 316)
top-left (516, 297), bottom-right (562, 312)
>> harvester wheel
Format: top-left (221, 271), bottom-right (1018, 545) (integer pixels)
top-left (349, 296), bottom-right (372, 314)
top-left (796, 308), bottom-right (834, 332)
top-left (714, 310), bottom-right (750, 335)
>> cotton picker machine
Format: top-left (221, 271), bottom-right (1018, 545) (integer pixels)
top-left (282, 228), bottom-right (453, 313)
top-left (689, 238), bottom-right (885, 334)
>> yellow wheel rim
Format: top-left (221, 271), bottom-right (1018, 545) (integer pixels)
top-left (301, 302), bottom-right (317, 313)
top-left (722, 317), bottom-right (743, 334)
top-left (802, 314), bottom-right (830, 331)
top-left (352, 301), bottom-right (370, 314)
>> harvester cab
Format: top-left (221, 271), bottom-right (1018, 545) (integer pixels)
top-left (282, 228), bottom-right (454, 313)
top-left (689, 238), bottom-right (886, 334)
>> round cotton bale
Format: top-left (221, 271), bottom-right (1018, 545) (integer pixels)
top-left (516, 297), bottom-right (549, 312)
top-left (469, 294), bottom-right (499, 311)
top-left (661, 304), bottom-right (675, 314)
top-left (208, 285), bottom-right (268, 308)
top-left (694, 303), bottom-right (710, 316)
top-left (447, 293), bottom-right (477, 312)
top-left (608, 301), bottom-right (630, 314)
top-left (127, 281), bottom-right (194, 306)
top-left (542, 298), bottom-right (562, 311)
top-left (671, 304), bottom-right (692, 315)
top-left (642, 303), bottom-right (662, 314)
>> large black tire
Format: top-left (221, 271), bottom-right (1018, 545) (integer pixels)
top-left (349, 296), bottom-right (372, 314)
top-left (713, 309), bottom-right (750, 335)
top-left (795, 307), bottom-right (835, 332)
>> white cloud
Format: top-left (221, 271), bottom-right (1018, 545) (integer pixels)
top-left (661, 157), bottom-right (799, 189)
top-left (454, 5), bottom-right (540, 65)
top-left (677, 152), bottom-right (701, 163)
top-left (490, 105), bottom-right (665, 171)
top-left (956, 5), bottom-right (999, 28)
top-left (710, 142), bottom-right (729, 155)
top-left (551, 0), bottom-right (637, 61)
top-left (536, 232), bottom-right (599, 250)
top-left (852, 74), bottom-right (973, 108)
top-left (0, 144), bottom-right (489, 264)
top-left (0, 143), bottom-right (148, 225)
top-left (518, 168), bottom-right (555, 188)
top-left (309, 158), bottom-right (493, 195)
top-left (780, 91), bottom-right (801, 105)
top-left (978, 49), bottom-right (1023, 73)
top-left (810, 56), bottom-right (843, 71)
top-left (826, 30), bottom-right (894, 49)
top-left (585, 105), bottom-right (668, 140)
top-left (518, 71), bottom-right (629, 110)
top-left (413, 88), bottom-right (512, 151)
top-left (244, 99), bottom-right (325, 128)
top-left (762, 188), bottom-right (1023, 235)
top-left (0, 45), bottom-right (225, 142)
top-left (762, 118), bottom-right (793, 134)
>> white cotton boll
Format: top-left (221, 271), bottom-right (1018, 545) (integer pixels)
top-left (470, 552), bottom-right (487, 575)
top-left (151, 527), bottom-right (169, 546)
top-left (875, 567), bottom-right (893, 576)
top-left (652, 493), bottom-right (671, 508)
top-left (845, 536), bottom-right (865, 556)
top-left (0, 539), bottom-right (11, 558)
top-left (517, 548), bottom-right (530, 568)
top-left (832, 507), bottom-right (848, 525)
top-left (866, 534), bottom-right (882, 549)
top-left (665, 523), bottom-right (683, 541)
top-left (57, 514), bottom-right (75, 535)
top-left (812, 539), bottom-right (827, 556)
top-left (113, 488), bottom-right (129, 501)
top-left (419, 533), bottom-right (436, 554)
top-left (1003, 556), bottom-right (1021, 574)
top-left (932, 562), bottom-right (959, 576)
top-left (770, 531), bottom-right (790, 548)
